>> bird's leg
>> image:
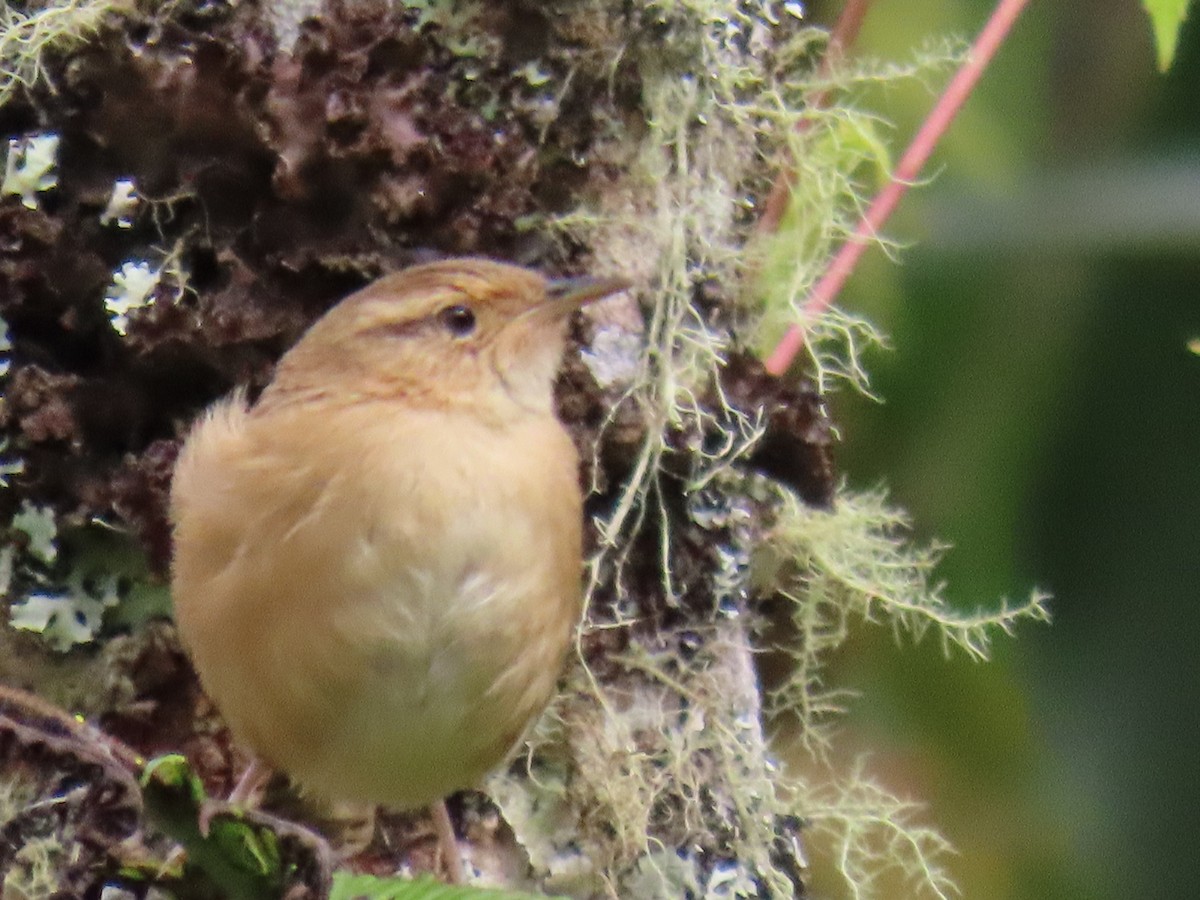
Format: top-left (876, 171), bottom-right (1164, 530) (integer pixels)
top-left (430, 799), bottom-right (465, 884)
top-left (227, 757), bottom-right (272, 808)
top-left (160, 758), bottom-right (275, 875)
top-left (194, 757), bottom-right (271, 838)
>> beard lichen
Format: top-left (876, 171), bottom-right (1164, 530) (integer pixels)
top-left (487, 3), bottom-right (1048, 899)
top-left (0, 0), bottom-right (134, 107)
top-left (0, 1), bottom-right (1050, 897)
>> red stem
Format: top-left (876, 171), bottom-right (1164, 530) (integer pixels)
top-left (756, 0), bottom-right (874, 235)
top-left (764, 0), bottom-right (1033, 377)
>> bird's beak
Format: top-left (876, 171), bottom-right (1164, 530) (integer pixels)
top-left (544, 275), bottom-right (631, 312)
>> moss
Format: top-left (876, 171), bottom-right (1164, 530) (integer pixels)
top-left (0, 2), bottom-right (1046, 897)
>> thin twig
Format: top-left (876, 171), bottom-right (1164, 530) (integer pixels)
top-left (756, 0), bottom-right (875, 236)
top-left (765, 0), bottom-right (1033, 376)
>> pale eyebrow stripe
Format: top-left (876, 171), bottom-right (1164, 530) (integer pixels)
top-left (358, 314), bottom-right (437, 341)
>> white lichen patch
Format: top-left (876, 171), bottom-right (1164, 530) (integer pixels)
top-left (6, 507), bottom-right (124, 652)
top-left (12, 502), bottom-right (59, 566)
top-left (8, 576), bottom-right (119, 652)
top-left (1, 514), bottom-right (120, 650)
top-left (0, 439), bottom-right (22, 488)
top-left (0, 317), bottom-right (10, 377)
top-left (1, 133), bottom-right (60, 209)
top-left (580, 324), bottom-right (643, 389)
top-left (265, 0), bottom-right (323, 51)
top-left (0, 0), bottom-right (122, 106)
top-left (4, 514), bottom-right (165, 653)
top-left (0, 546), bottom-right (13, 599)
top-left (104, 260), bottom-right (160, 334)
top-left (100, 177), bottom-right (139, 227)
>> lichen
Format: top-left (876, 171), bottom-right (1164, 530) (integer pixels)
top-left (0, 0), bottom-right (640, 574)
top-left (99, 177), bottom-right (139, 228)
top-left (7, 571), bottom-right (121, 652)
top-left (0, 0), bottom-right (127, 107)
top-left (2, 834), bottom-right (71, 899)
top-left (11, 501), bottom-right (58, 565)
top-left (791, 762), bottom-right (959, 900)
top-left (1, 134), bottom-right (60, 210)
top-left (103, 260), bottom-right (161, 335)
top-left (0, 317), bottom-right (11, 377)
top-left (0, 2), bottom-right (1047, 897)
top-left (3, 504), bottom-right (168, 653)
top-left (488, 4), bottom-right (1044, 899)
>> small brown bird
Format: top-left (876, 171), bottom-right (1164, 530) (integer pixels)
top-left (170, 259), bottom-right (626, 867)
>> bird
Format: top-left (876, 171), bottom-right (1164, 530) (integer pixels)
top-left (169, 257), bottom-right (628, 876)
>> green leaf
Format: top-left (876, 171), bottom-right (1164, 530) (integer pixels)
top-left (1143, 0), bottom-right (1193, 70)
top-left (139, 754), bottom-right (289, 900)
top-left (140, 753), bottom-right (206, 806)
top-left (211, 816), bottom-right (282, 876)
top-left (331, 872), bottom-right (563, 900)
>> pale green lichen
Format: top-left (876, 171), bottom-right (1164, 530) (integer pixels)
top-left (491, 620), bottom-right (797, 897)
top-left (755, 484), bottom-right (1047, 899)
top-left (749, 38), bottom-right (966, 396)
top-left (0, 1), bottom-right (105, 108)
top-left (6, 502), bottom-right (128, 653)
top-left (4, 509), bottom-right (162, 652)
top-left (2, 836), bottom-right (71, 899)
top-left (757, 486), bottom-right (1051, 758)
top-left (8, 571), bottom-right (121, 652)
top-left (12, 501), bottom-right (59, 566)
top-left (0, 778), bottom-right (78, 900)
top-left (488, 4), bottom-right (1043, 899)
top-left (793, 762), bottom-right (959, 900)
top-left (2, 133), bottom-right (60, 209)
top-left (0, 0), bottom-right (128, 107)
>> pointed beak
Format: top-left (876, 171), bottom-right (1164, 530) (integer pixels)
top-left (544, 274), bottom-right (631, 311)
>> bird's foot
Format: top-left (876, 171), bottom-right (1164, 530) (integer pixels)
top-left (430, 799), bottom-right (466, 884)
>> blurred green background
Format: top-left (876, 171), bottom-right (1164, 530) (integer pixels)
top-left (806, 1), bottom-right (1199, 898)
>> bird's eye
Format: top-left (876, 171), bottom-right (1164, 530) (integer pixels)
top-left (437, 304), bottom-right (476, 337)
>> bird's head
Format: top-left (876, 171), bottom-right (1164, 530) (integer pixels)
top-left (258, 258), bottom-right (628, 417)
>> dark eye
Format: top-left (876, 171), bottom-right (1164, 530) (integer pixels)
top-left (437, 304), bottom-right (476, 337)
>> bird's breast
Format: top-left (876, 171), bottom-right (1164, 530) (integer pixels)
top-left (171, 399), bottom-right (583, 808)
